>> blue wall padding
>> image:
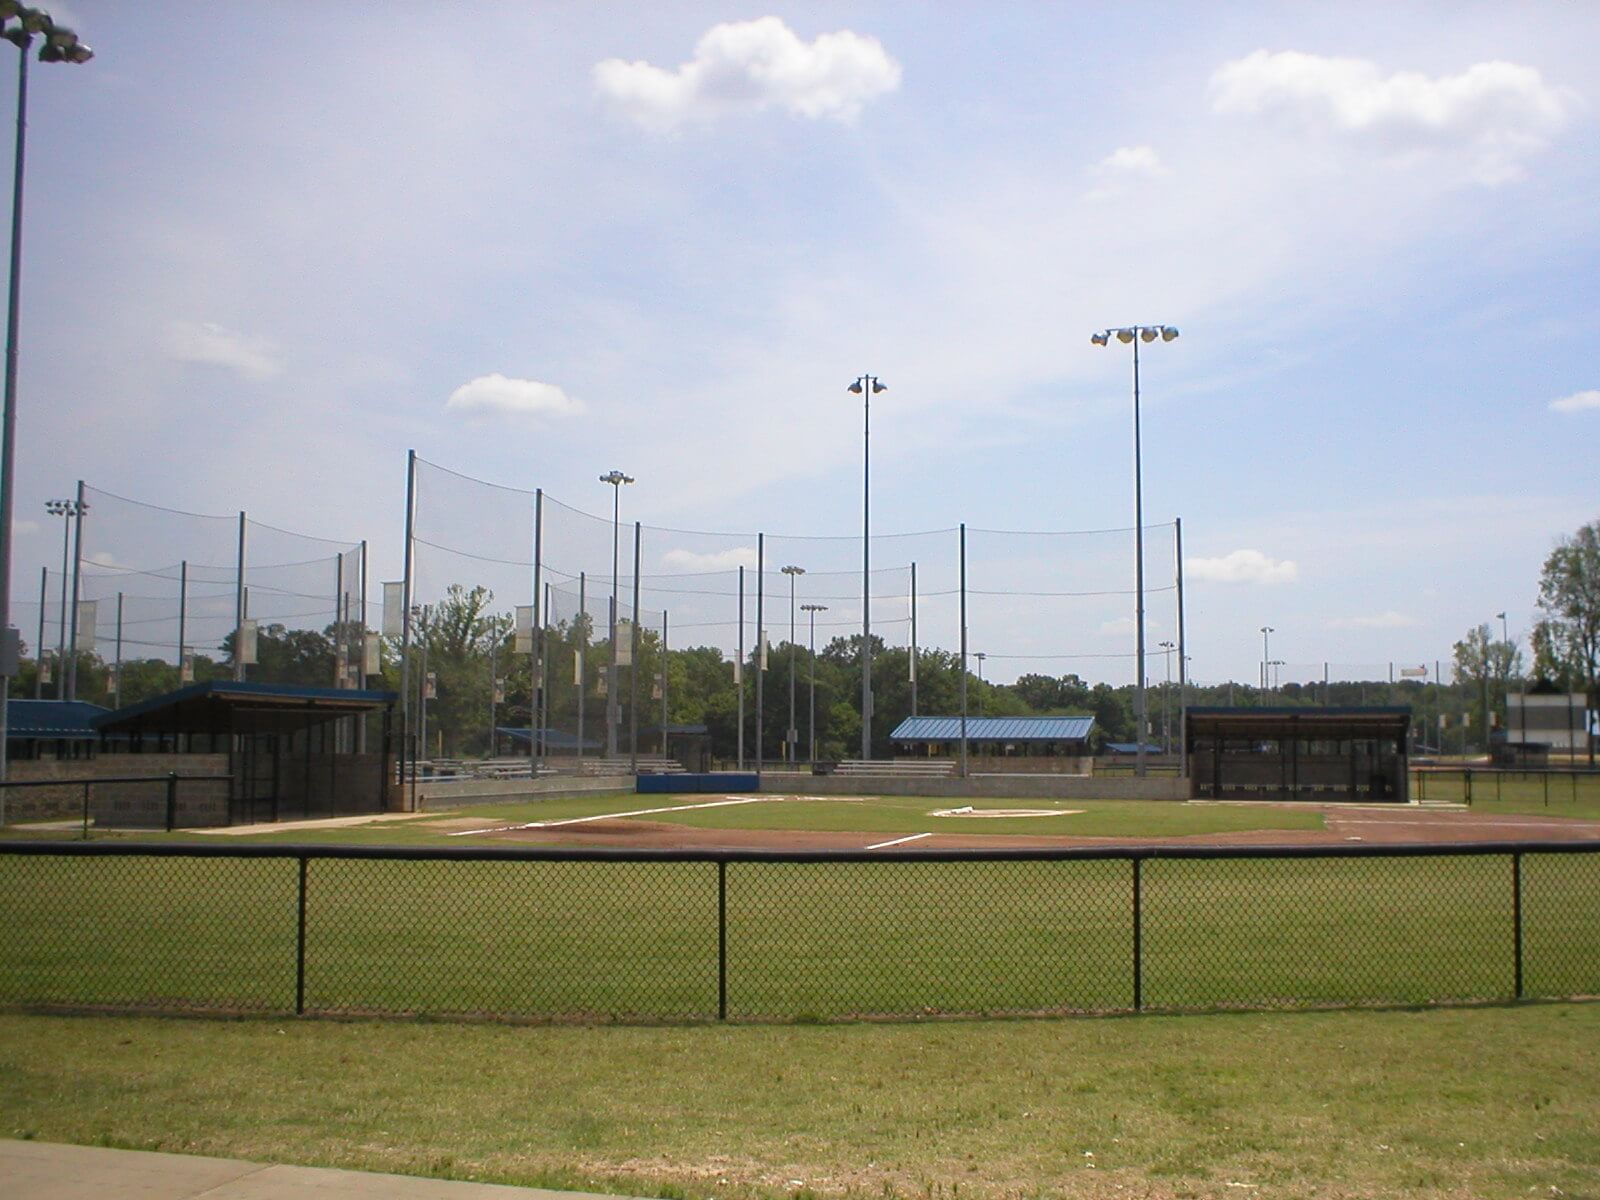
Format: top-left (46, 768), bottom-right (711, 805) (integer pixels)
top-left (637, 773), bottom-right (760, 794)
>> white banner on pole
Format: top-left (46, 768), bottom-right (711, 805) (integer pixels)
top-left (180, 652), bottom-right (195, 684)
top-left (574, 651), bottom-right (584, 685)
top-left (515, 605), bottom-right (534, 654)
top-left (733, 659), bottom-right (742, 685)
top-left (363, 632), bottom-right (380, 676)
top-left (616, 619), bottom-right (633, 666)
top-left (1399, 666), bottom-right (1428, 679)
top-left (382, 582), bottom-right (404, 636)
top-left (74, 600), bottom-right (96, 653)
top-left (238, 618), bottom-right (258, 666)
top-left (759, 631), bottom-right (768, 671)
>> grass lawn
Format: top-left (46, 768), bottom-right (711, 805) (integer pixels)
top-left (5, 793), bottom-right (1330, 847)
top-left (1414, 769), bottom-right (1600, 819)
top-left (2, 1005), bottom-right (1597, 1200)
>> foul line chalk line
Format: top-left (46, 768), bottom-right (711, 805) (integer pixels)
top-left (865, 832), bottom-right (933, 850)
top-left (450, 796), bottom-right (767, 837)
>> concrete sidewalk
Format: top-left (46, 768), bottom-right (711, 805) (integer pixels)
top-left (1, 1139), bottom-right (651, 1200)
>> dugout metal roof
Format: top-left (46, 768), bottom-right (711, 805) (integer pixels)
top-left (890, 716), bottom-right (1095, 742)
top-left (1185, 706), bottom-right (1410, 741)
top-left (95, 680), bottom-right (397, 737)
top-left (5, 699), bottom-right (109, 740)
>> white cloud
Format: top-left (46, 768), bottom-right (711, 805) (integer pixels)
top-left (1327, 611), bottom-right (1419, 630)
top-left (1209, 50), bottom-right (1573, 184)
top-left (1550, 389), bottom-right (1600, 413)
top-left (167, 320), bottom-right (282, 380)
top-left (1100, 145), bottom-right (1168, 178)
top-left (445, 375), bottom-right (583, 422)
top-left (1186, 549), bottom-right (1299, 585)
top-left (661, 546), bottom-right (759, 573)
top-left (594, 17), bottom-right (901, 131)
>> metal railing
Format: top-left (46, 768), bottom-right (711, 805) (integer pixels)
top-left (1411, 766), bottom-right (1600, 806)
top-left (1, 841), bottom-right (1595, 1022)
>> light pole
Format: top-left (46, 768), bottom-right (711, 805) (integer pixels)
top-left (847, 374), bottom-right (885, 759)
top-left (782, 565), bottom-right (804, 765)
top-left (0, 8), bottom-right (91, 795)
top-left (1259, 626), bottom-right (1274, 697)
top-left (974, 651), bottom-right (986, 715)
top-left (1091, 325), bottom-right (1178, 777)
top-left (802, 602), bottom-right (826, 764)
top-left (1159, 640), bottom-right (1175, 753)
top-left (43, 497), bottom-right (83, 698)
top-left (599, 469), bottom-right (633, 759)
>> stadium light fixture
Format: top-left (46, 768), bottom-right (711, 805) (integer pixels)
top-left (0, 5), bottom-right (93, 800)
top-left (848, 374), bottom-right (885, 760)
top-left (1091, 324), bottom-right (1179, 779)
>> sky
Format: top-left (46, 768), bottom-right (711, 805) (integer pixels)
top-left (4, 1), bottom-right (1597, 688)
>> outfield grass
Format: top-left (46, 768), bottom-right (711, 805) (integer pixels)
top-left (3, 843), bottom-right (1596, 1020)
top-left (3, 1005), bottom-right (1597, 1200)
top-left (1414, 768), bottom-right (1600, 818)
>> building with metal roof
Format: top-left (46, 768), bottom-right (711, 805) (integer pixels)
top-left (1185, 706), bottom-right (1411, 802)
top-left (94, 680), bottom-right (398, 824)
top-left (891, 716), bottom-right (1095, 743)
top-left (4, 699), bottom-right (109, 760)
top-left (889, 715), bottom-right (1095, 773)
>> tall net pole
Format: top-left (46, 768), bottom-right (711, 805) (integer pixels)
top-left (737, 565), bottom-right (744, 770)
top-left (910, 561), bottom-right (918, 717)
top-left (532, 488), bottom-right (543, 776)
top-left (959, 523), bottom-right (968, 778)
top-left (629, 520), bottom-right (641, 774)
top-left (66, 479), bottom-right (84, 699)
top-left (576, 571), bottom-right (585, 771)
top-left (401, 449), bottom-right (416, 808)
top-left (1175, 515), bottom-right (1187, 779)
top-left (232, 512), bottom-right (247, 681)
top-left (756, 534), bottom-right (764, 779)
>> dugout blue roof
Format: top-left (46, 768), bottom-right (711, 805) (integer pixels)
top-left (5, 699), bottom-right (108, 740)
top-left (890, 716), bottom-right (1095, 742)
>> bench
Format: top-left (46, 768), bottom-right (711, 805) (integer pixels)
top-left (578, 757), bottom-right (687, 777)
top-left (833, 759), bottom-right (956, 778)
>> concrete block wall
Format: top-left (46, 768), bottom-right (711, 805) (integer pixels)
top-left (5, 755), bottom-right (230, 825)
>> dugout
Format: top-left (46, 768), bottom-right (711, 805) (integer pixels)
top-left (94, 681), bottom-right (398, 825)
top-left (1186, 706), bottom-right (1410, 802)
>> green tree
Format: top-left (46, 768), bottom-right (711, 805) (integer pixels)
top-left (1452, 623), bottom-right (1523, 751)
top-left (1534, 519), bottom-right (1600, 692)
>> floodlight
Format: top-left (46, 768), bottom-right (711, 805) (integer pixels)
top-left (36, 40), bottom-right (60, 60)
top-left (43, 24), bottom-right (72, 46)
top-left (20, 9), bottom-right (49, 34)
top-left (0, 2), bottom-right (19, 19)
top-left (1140, 327), bottom-right (1158, 343)
top-left (871, 379), bottom-right (886, 393)
top-left (847, 380), bottom-right (862, 394)
top-left (1090, 332), bottom-right (1108, 346)
top-left (1161, 325), bottom-right (1179, 342)
top-left (781, 565), bottom-right (805, 576)
top-left (1116, 328), bottom-right (1134, 344)
top-left (65, 41), bottom-right (88, 62)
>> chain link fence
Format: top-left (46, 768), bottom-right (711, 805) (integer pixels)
top-left (2, 841), bottom-right (1595, 1021)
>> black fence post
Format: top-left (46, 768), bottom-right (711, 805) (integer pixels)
top-left (295, 856), bottom-right (309, 1016)
top-left (1465, 768), bottom-right (1472, 806)
top-left (1132, 857), bottom-right (1143, 1012)
top-left (81, 782), bottom-right (90, 841)
top-left (165, 773), bottom-right (179, 832)
top-left (1544, 772), bottom-right (1550, 807)
top-left (717, 860), bottom-right (728, 1021)
top-left (1512, 851), bottom-right (1524, 1001)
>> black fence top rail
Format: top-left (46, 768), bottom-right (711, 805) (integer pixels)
top-left (0, 774), bottom-right (233, 790)
top-left (2, 840), bottom-right (1596, 864)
